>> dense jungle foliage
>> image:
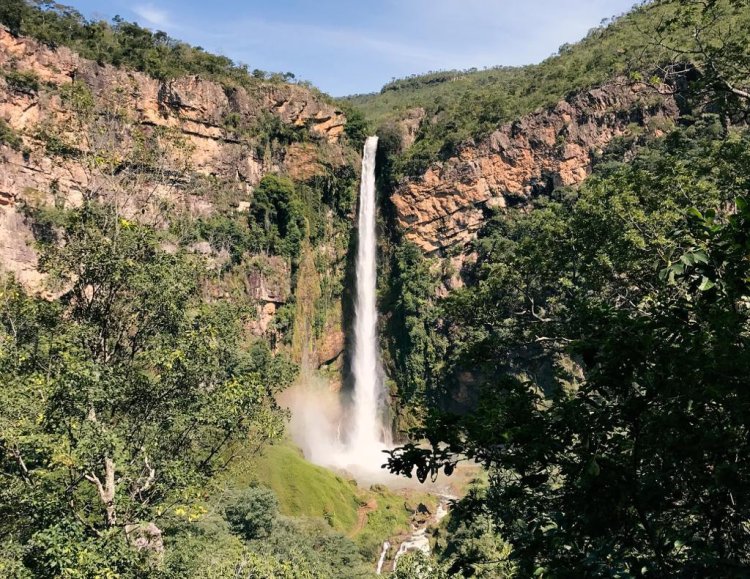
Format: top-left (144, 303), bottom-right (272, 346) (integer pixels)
top-left (385, 1), bottom-right (750, 576)
top-left (391, 119), bottom-right (750, 576)
top-left (0, 202), bottom-right (300, 576)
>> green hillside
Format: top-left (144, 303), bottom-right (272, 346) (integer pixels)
top-left (223, 440), bottom-right (437, 560)
top-left (344, 0), bottom-right (750, 177)
top-left (240, 442), bottom-right (362, 533)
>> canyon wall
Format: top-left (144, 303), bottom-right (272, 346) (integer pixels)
top-left (391, 82), bottom-right (680, 254)
top-left (0, 26), bottom-right (353, 366)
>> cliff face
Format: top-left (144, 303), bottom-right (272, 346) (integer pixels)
top-left (391, 82), bottom-right (680, 254)
top-left (0, 27), bottom-right (354, 368)
top-left (0, 26), bottom-right (349, 289)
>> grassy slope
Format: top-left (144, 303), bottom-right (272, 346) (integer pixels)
top-left (223, 439), bottom-right (438, 558)
top-left (254, 443), bottom-right (361, 532)
top-left (343, 3), bottom-right (672, 124)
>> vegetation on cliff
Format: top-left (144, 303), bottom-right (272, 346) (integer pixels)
top-left (346, 0), bottom-right (750, 178)
top-left (0, 0), bottom-right (302, 88)
top-left (0, 116), bottom-right (372, 579)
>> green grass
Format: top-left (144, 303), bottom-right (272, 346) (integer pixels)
top-left (219, 438), bottom-right (444, 559)
top-left (250, 441), bottom-right (362, 533)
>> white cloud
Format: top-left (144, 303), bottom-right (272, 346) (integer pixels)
top-left (133, 4), bottom-right (172, 29)
top-left (211, 17), bottom-right (458, 69)
top-left (121, 0), bottom-right (638, 94)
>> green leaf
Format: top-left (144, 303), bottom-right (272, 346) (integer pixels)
top-left (698, 277), bottom-right (715, 291)
top-left (541, 522), bottom-right (558, 533)
top-left (686, 207), bottom-right (703, 220)
top-left (691, 250), bottom-right (708, 264)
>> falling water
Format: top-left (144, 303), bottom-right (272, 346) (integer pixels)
top-left (376, 541), bottom-right (390, 575)
top-left (283, 136), bottom-right (390, 477)
top-left (348, 136), bottom-right (387, 459)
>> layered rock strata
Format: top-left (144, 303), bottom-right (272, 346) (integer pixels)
top-left (0, 26), bottom-right (348, 291)
top-left (392, 82), bottom-right (679, 253)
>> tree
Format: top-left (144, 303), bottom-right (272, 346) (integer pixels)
top-left (390, 551), bottom-right (448, 579)
top-left (434, 485), bottom-right (516, 578)
top-left (224, 486), bottom-right (279, 540)
top-left (0, 0), bottom-right (27, 35)
top-left (388, 121), bottom-right (750, 576)
top-left (442, 514), bottom-right (515, 578)
top-left (338, 103), bottom-right (370, 149)
top-left (649, 0), bottom-right (750, 111)
top-left (249, 174), bottom-right (306, 260)
top-left (0, 201), bottom-right (289, 575)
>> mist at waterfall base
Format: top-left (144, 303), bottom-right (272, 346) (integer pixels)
top-left (282, 136), bottom-right (394, 482)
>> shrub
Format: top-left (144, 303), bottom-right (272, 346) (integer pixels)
top-left (3, 69), bottom-right (39, 94)
top-left (224, 486), bottom-right (279, 540)
top-left (0, 119), bottom-right (21, 150)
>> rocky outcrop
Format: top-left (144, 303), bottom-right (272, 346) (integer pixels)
top-left (0, 27), bottom-right (345, 146)
top-left (397, 107), bottom-right (426, 149)
top-left (318, 328), bottom-right (345, 366)
top-left (0, 27), bottom-right (350, 291)
top-left (244, 256), bottom-right (291, 304)
top-left (391, 82), bottom-right (679, 253)
top-left (0, 203), bottom-right (42, 290)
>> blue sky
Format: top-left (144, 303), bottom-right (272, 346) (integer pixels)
top-left (66, 0), bottom-right (638, 96)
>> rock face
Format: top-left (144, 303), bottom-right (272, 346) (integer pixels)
top-left (318, 328), bottom-right (345, 366)
top-left (391, 82), bottom-right (680, 253)
top-left (0, 26), bottom-right (349, 291)
top-left (397, 107), bottom-right (426, 149)
top-left (0, 205), bottom-right (42, 290)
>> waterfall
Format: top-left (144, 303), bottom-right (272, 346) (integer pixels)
top-left (283, 136), bottom-right (391, 477)
top-left (376, 541), bottom-right (390, 575)
top-left (348, 135), bottom-right (387, 458)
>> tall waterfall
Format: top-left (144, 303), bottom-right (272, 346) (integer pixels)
top-left (283, 136), bottom-right (391, 476)
top-left (349, 136), bottom-right (387, 457)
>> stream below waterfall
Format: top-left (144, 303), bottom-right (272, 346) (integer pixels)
top-left (376, 494), bottom-right (455, 575)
